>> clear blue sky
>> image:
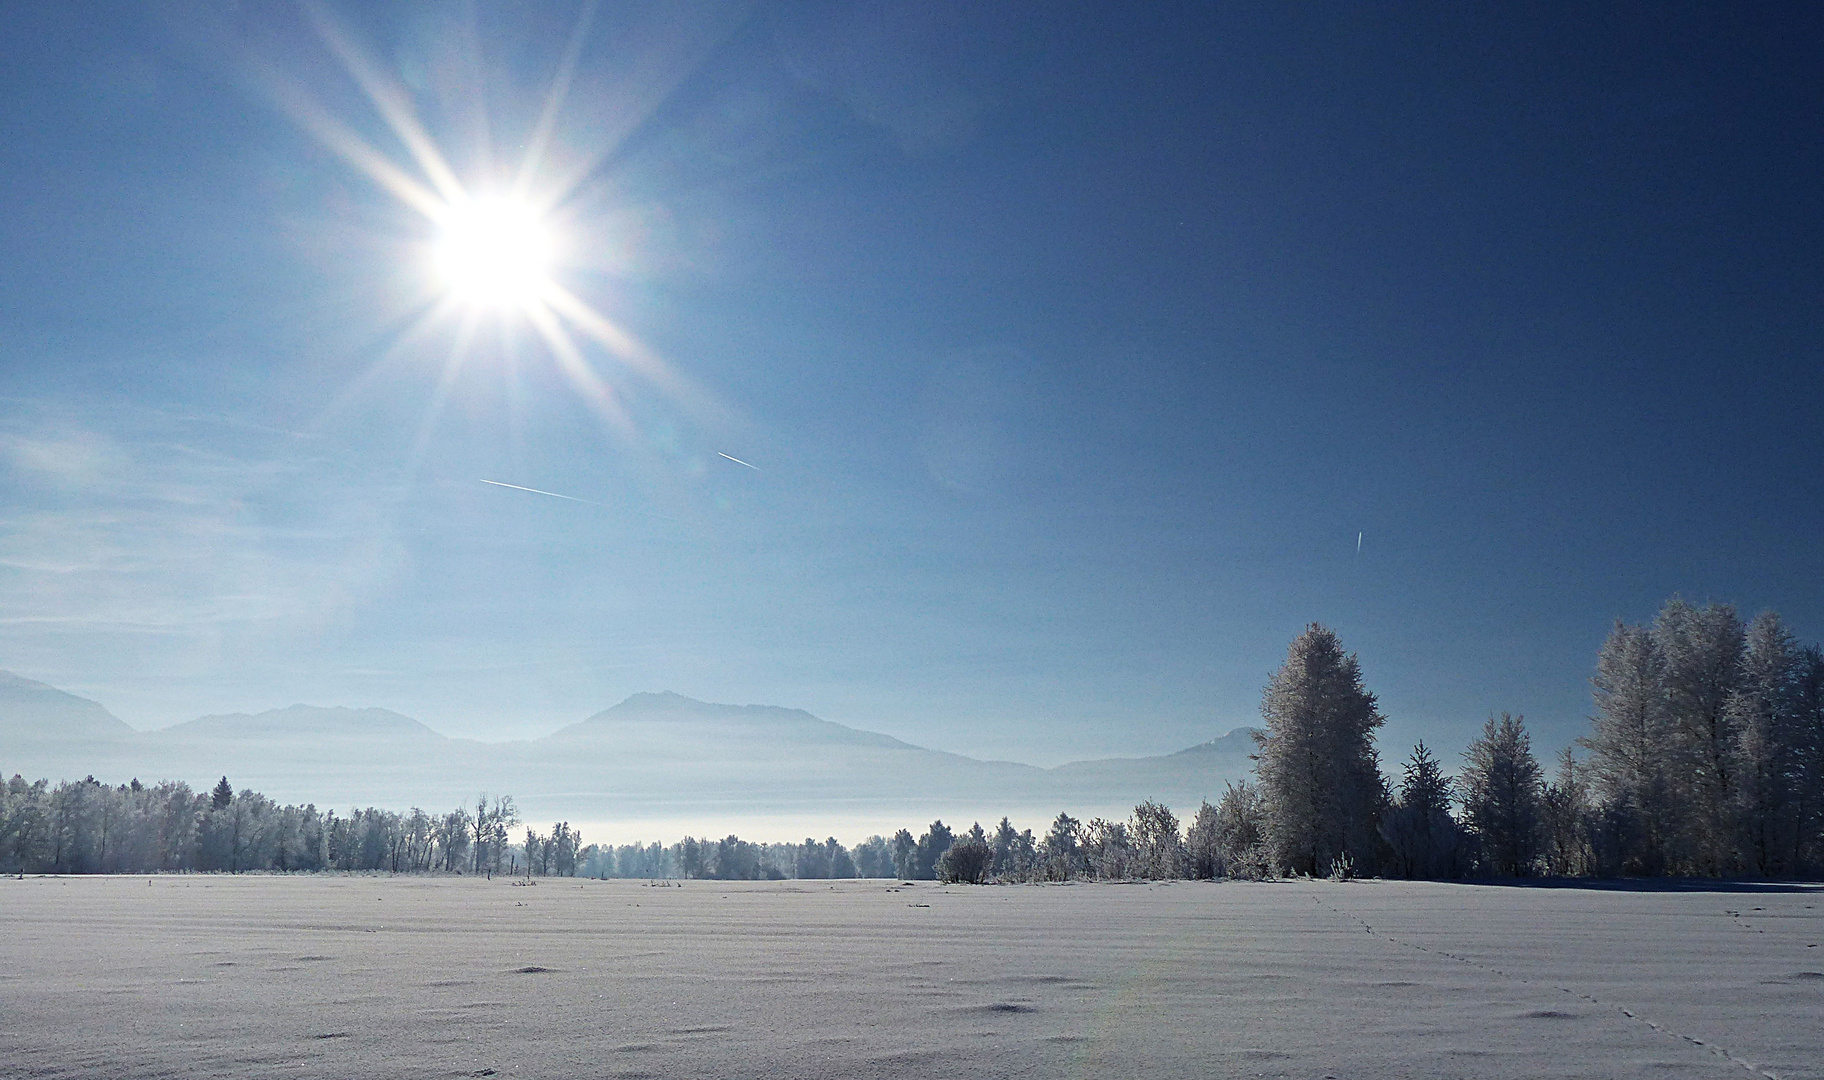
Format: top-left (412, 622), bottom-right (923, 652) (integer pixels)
top-left (3, 2), bottom-right (1820, 766)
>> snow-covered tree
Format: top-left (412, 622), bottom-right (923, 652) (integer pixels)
top-left (1129, 801), bottom-right (1184, 879)
top-left (1254, 625), bottom-right (1387, 876)
top-left (1654, 598), bottom-right (1745, 874)
top-left (1040, 812), bottom-right (1083, 880)
top-left (936, 835), bottom-right (992, 883)
top-left (1581, 619), bottom-right (1675, 874)
top-left (913, 820), bottom-right (953, 880)
top-left (1539, 748), bottom-right (1594, 877)
top-left (853, 835), bottom-right (892, 878)
top-left (1729, 611), bottom-right (1801, 875)
top-left (1082, 817), bottom-right (1134, 879)
top-left (1381, 742), bottom-right (1463, 879)
top-left (1184, 800), bottom-right (1222, 879)
top-left (1461, 714), bottom-right (1543, 876)
top-left (889, 828), bottom-right (916, 879)
top-left (1794, 647), bottom-right (1824, 874)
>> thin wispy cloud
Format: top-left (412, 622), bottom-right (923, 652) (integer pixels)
top-left (0, 408), bottom-right (408, 665)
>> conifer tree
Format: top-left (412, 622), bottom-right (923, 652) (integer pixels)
top-left (1381, 742), bottom-right (1462, 879)
top-left (991, 817), bottom-right (1018, 879)
top-left (1461, 714), bottom-right (1544, 876)
top-left (1254, 625), bottom-right (1387, 876)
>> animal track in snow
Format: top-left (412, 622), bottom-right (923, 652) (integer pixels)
top-left (1312, 894), bottom-right (1783, 1080)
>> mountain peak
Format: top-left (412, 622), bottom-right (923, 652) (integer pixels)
top-left (550, 692), bottom-right (916, 751)
top-left (0, 670), bottom-right (135, 739)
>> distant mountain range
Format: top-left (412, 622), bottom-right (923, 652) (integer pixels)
top-left (0, 674), bottom-right (1258, 832)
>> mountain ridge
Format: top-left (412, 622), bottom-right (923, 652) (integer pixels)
top-left (1, 680), bottom-right (1258, 822)
top-left (162, 705), bottom-right (448, 741)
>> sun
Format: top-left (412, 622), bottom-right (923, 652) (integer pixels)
top-left (430, 196), bottom-right (558, 311)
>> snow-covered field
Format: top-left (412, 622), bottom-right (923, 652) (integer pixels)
top-left (2, 875), bottom-right (1819, 1079)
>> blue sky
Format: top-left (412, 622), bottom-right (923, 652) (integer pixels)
top-left (2, 2), bottom-right (1821, 766)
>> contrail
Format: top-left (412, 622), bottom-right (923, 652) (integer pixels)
top-left (480, 478), bottom-right (591, 503)
top-left (717, 452), bottom-right (760, 470)
top-left (1357, 531), bottom-right (1363, 554)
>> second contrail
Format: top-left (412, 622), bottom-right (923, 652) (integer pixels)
top-left (718, 452), bottom-right (760, 470)
top-left (480, 479), bottom-right (591, 503)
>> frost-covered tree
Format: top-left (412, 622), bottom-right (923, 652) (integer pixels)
top-left (1129, 801), bottom-right (1184, 879)
top-left (0, 777), bottom-right (526, 876)
top-left (1461, 714), bottom-right (1543, 876)
top-left (889, 829), bottom-right (916, 879)
top-left (1213, 780), bottom-right (1268, 877)
top-left (794, 837), bottom-right (830, 878)
top-left (1254, 625), bottom-right (1388, 876)
top-left (1040, 813), bottom-right (1083, 880)
top-left (1654, 598), bottom-right (1745, 874)
top-left (1539, 748), bottom-right (1595, 877)
top-left (471, 794), bottom-right (521, 875)
top-left (825, 837), bottom-right (855, 878)
top-left (1729, 612), bottom-right (1801, 875)
top-left (677, 836), bottom-right (703, 879)
top-left (853, 835), bottom-right (892, 878)
top-left (1581, 619), bottom-right (1675, 874)
top-left (1184, 801), bottom-right (1222, 879)
top-left (913, 821), bottom-right (953, 880)
top-left (708, 835), bottom-right (764, 880)
top-left (936, 835), bottom-right (992, 883)
top-left (1082, 817), bottom-right (1134, 879)
top-left (1381, 742), bottom-right (1463, 879)
top-left (1794, 647), bottom-right (1824, 874)
top-left (437, 808), bottom-right (472, 872)
top-left (991, 817), bottom-right (1018, 877)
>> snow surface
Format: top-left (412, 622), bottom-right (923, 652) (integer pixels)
top-left (1, 876), bottom-right (1818, 1079)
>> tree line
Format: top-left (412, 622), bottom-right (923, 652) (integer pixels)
top-left (7, 593), bottom-right (1817, 881)
top-left (1250, 598), bottom-right (1824, 881)
top-left (0, 767), bottom-right (1259, 885)
top-left (573, 802), bottom-right (1264, 884)
top-left (0, 777), bottom-right (541, 876)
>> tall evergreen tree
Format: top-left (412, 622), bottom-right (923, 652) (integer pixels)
top-left (991, 817), bottom-right (1018, 879)
top-left (1380, 742), bottom-right (1462, 879)
top-left (1040, 813), bottom-right (1083, 880)
top-left (912, 820), bottom-right (952, 880)
top-left (1461, 714), bottom-right (1544, 876)
top-left (1254, 624), bottom-right (1388, 876)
